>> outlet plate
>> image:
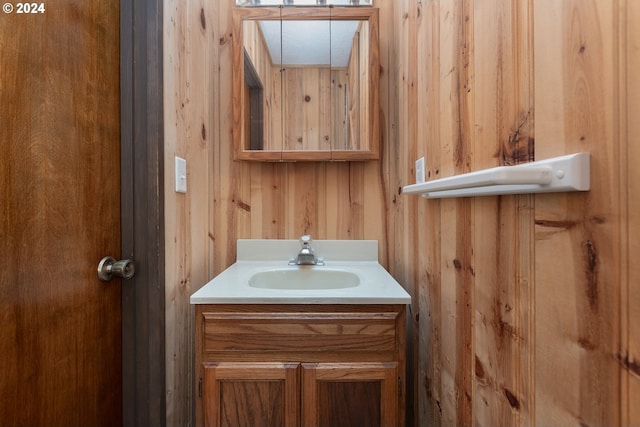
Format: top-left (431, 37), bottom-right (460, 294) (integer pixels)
top-left (415, 157), bottom-right (425, 184)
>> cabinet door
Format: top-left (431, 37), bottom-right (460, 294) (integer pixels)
top-left (301, 362), bottom-right (399, 427)
top-left (202, 362), bottom-right (299, 427)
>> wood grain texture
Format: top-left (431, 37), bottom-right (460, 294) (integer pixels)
top-left (317, 381), bottom-right (381, 427)
top-left (202, 311), bottom-right (398, 353)
top-left (166, 0), bottom-right (640, 425)
top-left (195, 0), bottom-right (403, 423)
top-left (472, 1), bottom-right (534, 426)
top-left (203, 362), bottom-right (299, 427)
top-left (232, 7), bottom-right (379, 161)
top-left (301, 362), bottom-right (398, 427)
top-left (0, 0), bottom-right (121, 425)
top-left (242, 19), bottom-right (279, 150)
top-left (385, 0), bottom-right (634, 426)
top-left (163, 0), bottom-right (216, 424)
top-left (196, 304), bottom-right (405, 427)
top-left (379, 1), bottom-right (420, 424)
top-left (621, 0), bottom-right (640, 424)
top-left (534, 1), bottom-right (621, 426)
top-left (416, 1), bottom-right (443, 425)
top-left (436, 1), bottom-right (475, 426)
top-left (120, 0), bottom-right (167, 423)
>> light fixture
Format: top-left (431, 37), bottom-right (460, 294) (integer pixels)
top-left (237, 0), bottom-right (372, 6)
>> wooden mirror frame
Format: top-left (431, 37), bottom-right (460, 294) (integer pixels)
top-left (232, 6), bottom-right (380, 161)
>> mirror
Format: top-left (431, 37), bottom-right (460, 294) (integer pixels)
top-left (233, 7), bottom-right (379, 161)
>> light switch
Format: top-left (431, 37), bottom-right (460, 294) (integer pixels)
top-left (175, 156), bottom-right (187, 193)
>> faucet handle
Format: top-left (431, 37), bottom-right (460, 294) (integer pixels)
top-left (300, 235), bottom-right (312, 246)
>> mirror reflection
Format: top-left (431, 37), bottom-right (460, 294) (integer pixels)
top-left (234, 7), bottom-right (379, 161)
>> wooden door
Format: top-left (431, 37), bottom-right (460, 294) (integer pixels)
top-left (0, 1), bottom-right (122, 426)
top-left (301, 362), bottom-right (399, 427)
top-left (202, 362), bottom-right (300, 427)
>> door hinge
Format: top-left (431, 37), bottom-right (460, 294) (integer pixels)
top-left (398, 376), bottom-right (402, 397)
top-left (199, 377), bottom-right (203, 398)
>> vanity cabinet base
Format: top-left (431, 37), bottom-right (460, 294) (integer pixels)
top-left (195, 304), bottom-right (406, 427)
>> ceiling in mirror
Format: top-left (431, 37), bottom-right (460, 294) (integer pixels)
top-left (259, 20), bottom-right (358, 67)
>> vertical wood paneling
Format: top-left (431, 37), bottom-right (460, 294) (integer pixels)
top-left (163, 0), bottom-right (639, 425)
top-left (383, 0), bottom-right (419, 422)
top-left (622, 0), bottom-right (640, 424)
top-left (436, 1), bottom-right (475, 425)
top-left (472, 1), bottom-right (534, 426)
top-left (208, 1), bottom-right (221, 281)
top-left (388, 0), bottom-right (634, 426)
top-left (534, 1), bottom-right (621, 426)
top-left (215, 0), bottom-right (247, 272)
top-left (417, 1), bottom-right (443, 425)
top-left (281, 68), bottom-right (333, 151)
top-left (243, 20), bottom-right (278, 150)
top-left (377, 0), bottom-right (396, 276)
top-left (250, 164), bottom-right (284, 239)
top-left (209, 0), bottom-right (387, 275)
top-left (164, 0), bottom-right (216, 424)
top-left (163, 2), bottom-right (185, 423)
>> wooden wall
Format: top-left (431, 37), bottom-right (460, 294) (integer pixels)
top-left (163, 0), bottom-right (215, 424)
top-left (243, 22), bottom-right (363, 152)
top-left (626, 2), bottom-right (640, 422)
top-left (387, 0), bottom-right (640, 426)
top-left (163, 0), bottom-right (386, 424)
top-left (243, 20), bottom-right (280, 149)
top-left (281, 67), bottom-right (339, 151)
top-left (163, 0), bottom-right (639, 426)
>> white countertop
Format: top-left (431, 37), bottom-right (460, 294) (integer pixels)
top-left (190, 239), bottom-right (411, 305)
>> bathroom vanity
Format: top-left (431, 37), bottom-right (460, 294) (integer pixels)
top-left (191, 239), bottom-right (410, 427)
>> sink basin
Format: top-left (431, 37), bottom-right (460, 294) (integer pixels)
top-left (248, 268), bottom-right (360, 290)
top-left (190, 240), bottom-right (412, 304)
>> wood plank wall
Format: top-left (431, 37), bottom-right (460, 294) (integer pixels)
top-left (534, 2), bottom-right (620, 425)
top-left (164, 0), bottom-right (215, 425)
top-left (243, 20), bottom-right (279, 149)
top-left (281, 67), bottom-right (343, 151)
top-left (388, 0), bottom-right (639, 426)
top-left (625, 2), bottom-right (640, 424)
top-left (163, 0), bottom-right (639, 425)
top-left (243, 21), bottom-right (366, 152)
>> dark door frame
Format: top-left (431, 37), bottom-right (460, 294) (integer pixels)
top-left (120, 1), bottom-right (166, 426)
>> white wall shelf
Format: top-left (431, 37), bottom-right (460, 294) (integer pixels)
top-left (402, 153), bottom-right (590, 199)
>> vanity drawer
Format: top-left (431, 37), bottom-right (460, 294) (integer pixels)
top-left (200, 308), bottom-right (401, 354)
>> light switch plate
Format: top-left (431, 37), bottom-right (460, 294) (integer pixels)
top-left (415, 157), bottom-right (425, 184)
top-left (175, 156), bottom-right (187, 193)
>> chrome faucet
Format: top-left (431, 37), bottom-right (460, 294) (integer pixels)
top-left (289, 235), bottom-right (324, 266)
